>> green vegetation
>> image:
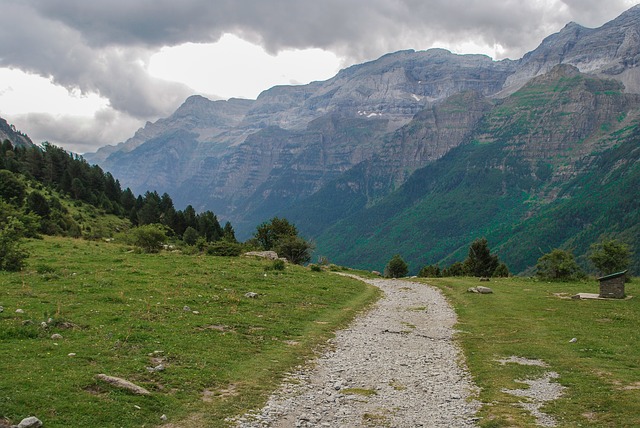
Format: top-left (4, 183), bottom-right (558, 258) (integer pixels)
top-left (423, 276), bottom-right (640, 428)
top-left (0, 236), bottom-right (379, 427)
top-left (384, 254), bottom-right (408, 278)
top-left (589, 239), bottom-right (632, 276)
top-left (536, 249), bottom-right (584, 281)
top-left (252, 217), bottom-right (313, 265)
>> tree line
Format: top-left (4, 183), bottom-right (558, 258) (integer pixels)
top-left (1, 139), bottom-right (313, 270)
top-left (385, 237), bottom-right (631, 279)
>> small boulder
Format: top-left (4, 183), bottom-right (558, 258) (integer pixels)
top-left (467, 287), bottom-right (479, 293)
top-left (16, 416), bottom-right (42, 428)
top-left (243, 251), bottom-right (279, 260)
top-left (0, 306), bottom-right (4, 313)
top-left (15, 309), bottom-right (24, 314)
top-left (244, 292), bottom-right (258, 298)
top-left (476, 286), bottom-right (493, 294)
top-left (96, 374), bottom-right (151, 395)
top-left (183, 306), bottom-right (191, 312)
top-left (51, 333), bottom-right (63, 340)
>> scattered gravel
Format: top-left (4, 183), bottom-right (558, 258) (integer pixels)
top-left (232, 276), bottom-right (480, 427)
top-left (502, 372), bottom-right (566, 427)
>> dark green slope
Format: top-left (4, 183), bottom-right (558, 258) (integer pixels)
top-left (311, 67), bottom-right (640, 274)
top-left (314, 141), bottom-right (539, 273)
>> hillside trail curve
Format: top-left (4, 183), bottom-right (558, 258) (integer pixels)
top-left (233, 275), bottom-right (480, 427)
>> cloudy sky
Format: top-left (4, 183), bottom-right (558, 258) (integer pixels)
top-left (0, 0), bottom-right (637, 154)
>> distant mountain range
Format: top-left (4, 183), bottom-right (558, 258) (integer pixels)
top-left (77, 5), bottom-right (639, 273)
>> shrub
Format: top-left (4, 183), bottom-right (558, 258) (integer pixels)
top-left (384, 254), bottom-right (408, 278)
top-left (536, 249), bottom-right (584, 281)
top-left (0, 217), bottom-right (29, 271)
top-left (182, 226), bottom-right (199, 246)
top-left (443, 261), bottom-right (465, 277)
top-left (131, 224), bottom-right (168, 253)
top-left (275, 235), bottom-right (314, 265)
top-left (492, 263), bottom-right (510, 278)
top-left (418, 264), bottom-right (441, 278)
top-left (272, 259), bottom-right (286, 271)
top-left (206, 241), bottom-right (243, 257)
top-left (309, 264), bottom-right (322, 272)
top-left (589, 239), bottom-right (631, 275)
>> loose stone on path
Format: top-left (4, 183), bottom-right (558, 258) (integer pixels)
top-left (232, 276), bottom-right (480, 427)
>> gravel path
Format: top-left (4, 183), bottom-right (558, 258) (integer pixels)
top-left (233, 276), bottom-right (480, 427)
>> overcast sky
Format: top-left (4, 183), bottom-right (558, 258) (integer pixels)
top-left (0, 0), bottom-right (637, 154)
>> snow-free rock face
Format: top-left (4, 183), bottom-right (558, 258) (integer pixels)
top-left (0, 117), bottom-right (34, 148)
top-left (85, 6), bottom-right (640, 237)
top-left (501, 5), bottom-right (640, 95)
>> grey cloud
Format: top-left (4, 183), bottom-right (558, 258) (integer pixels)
top-left (0, 0), bottom-right (636, 153)
top-left (8, 109), bottom-right (142, 154)
top-left (0, 2), bottom-right (192, 119)
top-left (20, 0), bottom-right (637, 61)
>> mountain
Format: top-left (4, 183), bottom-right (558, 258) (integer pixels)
top-left (310, 65), bottom-right (640, 273)
top-left (84, 6), bottom-right (640, 273)
top-left (0, 118), bottom-right (35, 148)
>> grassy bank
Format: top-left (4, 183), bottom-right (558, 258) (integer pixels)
top-left (0, 237), bottom-right (379, 427)
top-left (423, 276), bottom-right (639, 427)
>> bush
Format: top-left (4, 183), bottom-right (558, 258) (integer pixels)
top-left (0, 217), bottom-right (29, 271)
top-left (309, 264), bottom-right (322, 272)
top-left (492, 263), bottom-right (510, 278)
top-left (418, 264), bottom-right (441, 278)
top-left (272, 259), bottom-right (286, 271)
top-left (131, 224), bottom-right (168, 253)
top-left (589, 239), bottom-right (631, 275)
top-left (182, 226), bottom-right (199, 246)
top-left (384, 254), bottom-right (408, 278)
top-left (206, 240), bottom-right (243, 257)
top-left (442, 261), bottom-right (465, 277)
top-left (275, 235), bottom-right (314, 265)
top-left (536, 249), bottom-right (584, 281)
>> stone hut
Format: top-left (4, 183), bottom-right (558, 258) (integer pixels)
top-left (598, 270), bottom-right (627, 299)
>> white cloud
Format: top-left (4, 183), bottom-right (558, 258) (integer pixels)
top-left (0, 68), bottom-right (109, 116)
top-left (148, 34), bottom-right (341, 100)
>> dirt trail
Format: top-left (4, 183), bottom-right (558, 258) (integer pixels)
top-left (233, 276), bottom-right (480, 427)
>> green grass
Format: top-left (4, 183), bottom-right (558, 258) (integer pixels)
top-left (421, 276), bottom-right (640, 427)
top-left (0, 236), bottom-right (380, 427)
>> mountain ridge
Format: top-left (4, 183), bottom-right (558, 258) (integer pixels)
top-left (78, 7), bottom-right (640, 272)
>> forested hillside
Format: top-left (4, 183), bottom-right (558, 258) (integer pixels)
top-left (308, 68), bottom-right (640, 274)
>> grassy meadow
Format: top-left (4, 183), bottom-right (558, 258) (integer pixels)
top-left (422, 276), bottom-right (640, 428)
top-left (0, 236), bottom-right (379, 427)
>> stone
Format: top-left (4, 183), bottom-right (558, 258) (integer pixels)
top-left (244, 292), bottom-right (258, 298)
top-left (146, 364), bottom-right (165, 372)
top-left (0, 306), bottom-right (3, 313)
top-left (16, 416), bottom-right (42, 428)
top-left (51, 333), bottom-right (63, 340)
top-left (40, 322), bottom-right (48, 329)
top-left (15, 309), bottom-right (24, 314)
top-left (243, 251), bottom-right (279, 260)
top-left (183, 306), bottom-right (191, 312)
top-left (95, 374), bottom-right (151, 395)
top-left (476, 286), bottom-right (493, 294)
top-left (467, 287), bottom-right (479, 293)
top-left (160, 414), bottom-right (168, 421)
top-left (569, 337), bottom-right (577, 343)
